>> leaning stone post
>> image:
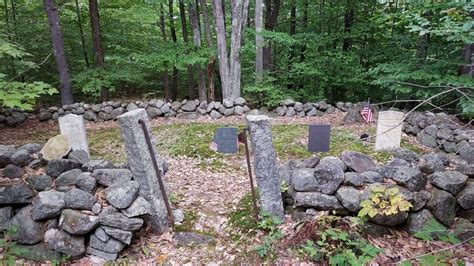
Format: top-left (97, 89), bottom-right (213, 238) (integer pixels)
top-left (117, 109), bottom-right (169, 233)
top-left (246, 115), bottom-right (284, 219)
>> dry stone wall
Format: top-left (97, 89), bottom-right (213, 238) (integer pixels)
top-left (280, 150), bottom-right (474, 238)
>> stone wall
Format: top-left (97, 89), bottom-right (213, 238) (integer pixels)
top-left (403, 112), bottom-right (473, 163)
top-left (0, 143), bottom-right (177, 261)
top-left (280, 150), bottom-right (474, 238)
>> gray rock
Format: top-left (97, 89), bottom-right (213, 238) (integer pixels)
top-left (443, 141), bottom-right (457, 153)
top-left (98, 112), bottom-right (112, 121)
top-left (38, 111), bottom-right (53, 121)
top-left (222, 107), bottom-right (234, 117)
top-left (82, 159), bottom-right (115, 172)
top-left (94, 226), bottom-right (110, 242)
top-left (76, 172), bottom-right (97, 193)
top-left (93, 169), bottom-right (132, 187)
top-left (146, 107), bottom-right (162, 118)
top-left (275, 106), bottom-right (287, 116)
top-left (99, 211), bottom-right (144, 231)
top-left (430, 171), bottom-right (468, 195)
top-left (0, 206), bottom-right (13, 231)
top-left (294, 192), bottom-right (343, 210)
top-left (222, 99), bottom-right (234, 108)
top-left (83, 110), bottom-right (98, 121)
top-left (417, 132), bottom-right (438, 148)
top-left (357, 222), bottom-right (390, 237)
top-left (393, 148), bottom-right (419, 163)
top-left (55, 168), bottom-right (82, 187)
top-left (46, 159), bottom-right (82, 178)
top-left (459, 145), bottom-right (474, 164)
top-left (341, 151), bottom-right (377, 173)
top-left (424, 125), bottom-right (438, 137)
top-left (87, 247), bottom-right (118, 261)
top-left (293, 164), bottom-right (344, 195)
top-left (40, 135), bottom-right (72, 161)
top-left (234, 97), bottom-right (246, 106)
top-left (15, 242), bottom-right (62, 262)
top-left (111, 107), bottom-right (125, 119)
top-left (171, 101), bottom-right (182, 111)
top-left (104, 180), bottom-right (139, 209)
top-left (360, 171), bottom-right (384, 183)
top-left (59, 209), bottom-right (99, 234)
top-left (294, 102), bottom-right (303, 112)
top-left (303, 156), bottom-right (320, 168)
top-left (92, 104), bottom-right (102, 112)
top-left (173, 232), bottom-right (215, 246)
top-left (181, 101), bottom-right (197, 112)
top-left (26, 174), bottom-right (52, 191)
top-left (176, 112), bottom-right (199, 119)
top-left (9, 205), bottom-right (45, 244)
top-left (126, 102), bottom-right (139, 111)
top-left (3, 164), bottom-right (24, 178)
top-left (282, 99), bottom-right (295, 106)
top-left (11, 148), bottom-right (32, 167)
top-left (377, 158), bottom-right (411, 178)
top-left (336, 187), bottom-right (361, 212)
top-left (234, 105), bottom-right (245, 115)
top-left (320, 156), bottom-right (346, 171)
top-left (210, 110), bottom-right (223, 119)
top-left (64, 188), bottom-right (97, 210)
top-left (122, 196), bottom-right (152, 217)
top-left (44, 229), bottom-right (85, 259)
top-left (370, 211), bottom-right (408, 226)
top-left (392, 167), bottom-right (426, 191)
top-left (103, 106), bottom-right (114, 114)
top-left (427, 188), bottom-right (456, 227)
top-left (450, 219), bottom-right (474, 242)
top-left (285, 107), bottom-right (296, 117)
top-left (344, 172), bottom-right (364, 187)
top-left (0, 145), bottom-right (16, 168)
top-left (103, 226), bottom-right (133, 244)
top-left (457, 182), bottom-right (474, 209)
top-left (28, 158), bottom-right (47, 169)
top-left (0, 181), bottom-right (35, 204)
top-left (437, 128), bottom-right (453, 140)
top-left (418, 154), bottom-right (445, 174)
top-left (32, 190), bottom-right (65, 220)
top-left (342, 109), bottom-right (362, 124)
top-left (68, 150), bottom-right (90, 164)
top-left (89, 234), bottom-right (126, 253)
top-left (405, 209), bottom-right (438, 235)
top-left (92, 203), bottom-right (102, 214)
top-left (455, 162), bottom-right (474, 178)
top-left (160, 103), bottom-right (171, 114)
top-left (173, 209), bottom-right (185, 223)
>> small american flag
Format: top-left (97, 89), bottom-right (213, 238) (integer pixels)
top-left (361, 103), bottom-right (373, 124)
top-left (209, 138), bottom-right (218, 152)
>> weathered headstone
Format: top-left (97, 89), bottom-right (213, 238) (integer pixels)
top-left (117, 109), bottom-right (169, 233)
top-left (246, 115), bottom-right (284, 219)
top-left (58, 114), bottom-right (89, 155)
top-left (375, 111), bottom-right (404, 151)
top-left (308, 124), bottom-right (331, 152)
top-left (212, 127), bottom-right (239, 154)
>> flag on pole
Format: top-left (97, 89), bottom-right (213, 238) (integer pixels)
top-left (361, 102), bottom-right (374, 124)
top-left (209, 137), bottom-right (218, 151)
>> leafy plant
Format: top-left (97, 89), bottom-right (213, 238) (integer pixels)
top-left (254, 212), bottom-right (284, 259)
top-left (414, 220), bottom-right (460, 244)
top-left (0, 226), bottom-right (27, 265)
top-left (358, 186), bottom-right (412, 219)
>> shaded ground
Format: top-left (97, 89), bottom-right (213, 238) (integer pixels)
top-left (2, 113), bottom-right (471, 265)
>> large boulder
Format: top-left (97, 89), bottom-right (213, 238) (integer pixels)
top-left (64, 188), bottom-right (97, 210)
top-left (457, 182), bottom-right (474, 209)
top-left (391, 167), bottom-right (426, 191)
top-left (427, 188), bottom-right (457, 227)
top-left (40, 135), bottom-right (71, 161)
top-left (405, 209), bottom-right (438, 235)
top-left (430, 171), bottom-right (468, 195)
top-left (44, 229), bottom-right (85, 259)
top-left (93, 169), bottom-right (132, 187)
top-left (8, 205), bottom-right (46, 244)
top-left (104, 180), bottom-right (139, 209)
top-left (341, 151), bottom-right (377, 173)
top-left (370, 211), bottom-right (408, 227)
top-left (336, 187), bottom-right (361, 212)
top-left (31, 190), bottom-right (65, 220)
top-left (0, 181), bottom-right (35, 204)
top-left (294, 192), bottom-right (343, 210)
top-left (59, 209), bottom-right (99, 234)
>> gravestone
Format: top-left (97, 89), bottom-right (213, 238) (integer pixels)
top-left (117, 109), bottom-right (169, 234)
top-left (58, 114), bottom-right (89, 155)
top-left (308, 125), bottom-right (331, 152)
top-left (375, 110), bottom-right (405, 151)
top-left (246, 115), bottom-right (284, 219)
top-left (212, 128), bottom-right (239, 154)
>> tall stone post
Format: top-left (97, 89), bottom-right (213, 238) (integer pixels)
top-left (117, 109), bottom-right (169, 234)
top-left (246, 115), bottom-right (284, 219)
top-left (58, 114), bottom-right (89, 155)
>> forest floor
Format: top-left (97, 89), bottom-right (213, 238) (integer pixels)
top-left (1, 112), bottom-right (473, 265)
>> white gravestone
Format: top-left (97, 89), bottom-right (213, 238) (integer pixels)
top-left (375, 110), bottom-right (404, 151)
top-left (58, 114), bottom-right (89, 155)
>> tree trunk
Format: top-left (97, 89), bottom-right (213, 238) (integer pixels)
top-left (159, 3), bottom-right (171, 101)
top-left (262, 0), bottom-right (281, 71)
top-left (300, 0), bottom-right (309, 61)
top-left (213, 0), bottom-right (231, 98)
top-left (287, 0), bottom-right (296, 89)
top-left (3, 0), bottom-right (10, 39)
top-left (255, 0), bottom-right (263, 82)
top-left (342, 1), bottom-right (354, 52)
top-left (198, 0), bottom-right (215, 100)
top-left (75, 0), bottom-right (90, 68)
top-left (10, 0), bottom-right (17, 39)
top-left (168, 0), bottom-right (179, 100)
top-left (179, 0), bottom-right (196, 99)
top-left (89, 0), bottom-right (107, 101)
top-left (44, 0), bottom-right (74, 105)
top-left (188, 1), bottom-right (207, 102)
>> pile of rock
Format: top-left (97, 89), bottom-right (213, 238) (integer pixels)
top-left (0, 142), bottom-right (171, 262)
top-left (403, 112), bottom-right (473, 163)
top-left (273, 99), bottom-right (338, 117)
top-left (0, 107), bottom-right (29, 127)
top-left (280, 149), bottom-right (474, 239)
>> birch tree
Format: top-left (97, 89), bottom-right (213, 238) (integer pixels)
top-left (188, 1), bottom-right (207, 102)
top-left (255, 0), bottom-right (263, 82)
top-left (213, 0), bottom-right (250, 99)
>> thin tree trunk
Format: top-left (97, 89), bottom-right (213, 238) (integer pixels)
top-left (342, 0), bottom-right (354, 52)
top-left (75, 0), bottom-right (90, 68)
top-left (3, 0), bottom-right (10, 39)
top-left (188, 1), bottom-right (207, 102)
top-left (198, 0), bottom-right (215, 100)
top-left (179, 0), bottom-right (195, 99)
top-left (159, 3), bottom-right (171, 101)
top-left (300, 0), bottom-right (309, 61)
top-left (89, 0), bottom-right (107, 101)
top-left (10, 0), bottom-right (17, 39)
top-left (288, 0), bottom-right (296, 89)
top-left (255, 0), bottom-right (263, 82)
top-left (168, 0), bottom-right (179, 100)
top-left (262, 0), bottom-right (281, 70)
top-left (44, 0), bottom-right (74, 105)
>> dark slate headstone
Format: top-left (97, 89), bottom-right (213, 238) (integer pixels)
top-left (213, 127), bottom-right (239, 154)
top-left (308, 125), bottom-right (331, 152)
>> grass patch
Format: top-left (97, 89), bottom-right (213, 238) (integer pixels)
top-left (229, 192), bottom-right (259, 234)
top-left (88, 128), bottom-right (125, 162)
top-left (174, 210), bottom-right (198, 232)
